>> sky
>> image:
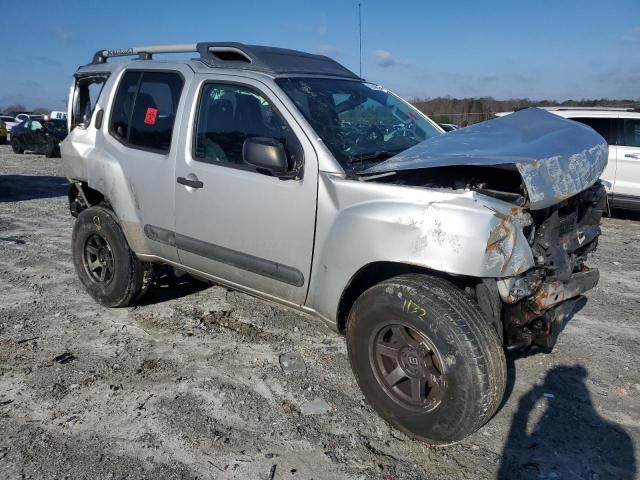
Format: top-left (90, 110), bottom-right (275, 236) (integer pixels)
top-left (1, 0), bottom-right (639, 110)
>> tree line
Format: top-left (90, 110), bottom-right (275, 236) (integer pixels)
top-left (410, 97), bottom-right (640, 126)
top-left (1, 104), bottom-right (51, 115)
top-left (4, 97), bottom-right (640, 126)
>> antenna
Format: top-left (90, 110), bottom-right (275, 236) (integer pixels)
top-left (358, 2), bottom-right (362, 77)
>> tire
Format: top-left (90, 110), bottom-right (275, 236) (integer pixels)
top-left (45, 141), bottom-right (58, 158)
top-left (346, 274), bottom-right (506, 445)
top-left (72, 206), bottom-right (150, 307)
top-left (0, 136), bottom-right (6, 145)
top-left (11, 138), bottom-right (23, 154)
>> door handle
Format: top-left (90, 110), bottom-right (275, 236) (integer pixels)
top-left (177, 176), bottom-right (204, 188)
top-left (624, 153), bottom-right (640, 159)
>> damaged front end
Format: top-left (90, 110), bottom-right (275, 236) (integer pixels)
top-left (362, 108), bottom-right (609, 351)
top-left (493, 181), bottom-right (606, 350)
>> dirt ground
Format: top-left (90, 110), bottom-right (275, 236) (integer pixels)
top-left (0, 145), bottom-right (638, 480)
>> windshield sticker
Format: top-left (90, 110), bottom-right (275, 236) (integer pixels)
top-left (144, 108), bottom-right (158, 126)
top-left (406, 110), bottom-right (417, 120)
top-left (366, 83), bottom-right (386, 92)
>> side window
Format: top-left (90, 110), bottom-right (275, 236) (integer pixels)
top-left (110, 71), bottom-right (141, 142)
top-left (193, 83), bottom-right (298, 168)
top-left (72, 75), bottom-right (108, 130)
top-left (110, 70), bottom-right (184, 153)
top-left (570, 117), bottom-right (618, 145)
top-left (622, 119), bottom-right (640, 147)
top-left (31, 120), bottom-right (43, 131)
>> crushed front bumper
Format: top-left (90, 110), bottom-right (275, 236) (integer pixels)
top-left (494, 181), bottom-right (607, 350)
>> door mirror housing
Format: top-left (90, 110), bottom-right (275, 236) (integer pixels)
top-left (243, 137), bottom-right (289, 177)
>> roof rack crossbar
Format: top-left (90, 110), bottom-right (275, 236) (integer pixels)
top-left (92, 44), bottom-right (198, 64)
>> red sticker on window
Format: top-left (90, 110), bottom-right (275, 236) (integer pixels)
top-left (144, 107), bottom-right (158, 125)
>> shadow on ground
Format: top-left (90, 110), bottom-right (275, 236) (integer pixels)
top-left (136, 267), bottom-right (211, 306)
top-left (0, 175), bottom-right (68, 202)
top-left (497, 364), bottom-right (636, 479)
top-left (500, 297), bottom-right (587, 410)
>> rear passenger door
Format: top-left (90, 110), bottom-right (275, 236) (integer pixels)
top-left (30, 120), bottom-right (47, 152)
top-left (614, 117), bottom-right (640, 197)
top-left (174, 77), bottom-right (318, 305)
top-left (102, 66), bottom-right (191, 262)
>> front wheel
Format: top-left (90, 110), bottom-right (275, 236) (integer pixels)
top-left (346, 274), bottom-right (506, 445)
top-left (72, 206), bottom-right (151, 307)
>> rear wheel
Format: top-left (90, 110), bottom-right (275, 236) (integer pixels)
top-left (45, 141), bottom-right (59, 158)
top-left (346, 274), bottom-right (506, 445)
top-left (72, 206), bottom-right (151, 307)
top-left (11, 138), bottom-right (23, 154)
top-left (0, 136), bottom-right (6, 145)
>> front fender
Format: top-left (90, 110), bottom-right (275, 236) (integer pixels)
top-left (306, 173), bottom-right (534, 322)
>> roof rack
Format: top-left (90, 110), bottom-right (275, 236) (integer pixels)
top-left (90, 42), bottom-right (360, 79)
top-left (91, 44), bottom-right (198, 63)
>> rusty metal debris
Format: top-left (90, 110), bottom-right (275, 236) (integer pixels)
top-left (533, 270), bottom-right (599, 310)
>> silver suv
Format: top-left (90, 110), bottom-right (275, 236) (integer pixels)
top-left (61, 43), bottom-right (608, 444)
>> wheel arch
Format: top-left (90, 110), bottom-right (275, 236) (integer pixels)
top-left (336, 261), bottom-right (479, 333)
top-left (68, 182), bottom-right (107, 217)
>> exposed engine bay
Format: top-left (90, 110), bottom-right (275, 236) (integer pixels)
top-left (369, 164), bottom-right (527, 205)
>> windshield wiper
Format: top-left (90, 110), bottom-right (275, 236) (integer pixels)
top-left (348, 150), bottom-right (399, 164)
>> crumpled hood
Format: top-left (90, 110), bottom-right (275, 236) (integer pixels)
top-left (363, 108), bottom-right (608, 210)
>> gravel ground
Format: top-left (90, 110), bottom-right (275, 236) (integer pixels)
top-left (0, 145), bottom-right (638, 479)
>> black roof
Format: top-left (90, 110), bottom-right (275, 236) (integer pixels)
top-left (90, 42), bottom-right (360, 79)
top-left (197, 43), bottom-right (359, 78)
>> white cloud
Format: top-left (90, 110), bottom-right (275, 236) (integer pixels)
top-left (318, 44), bottom-right (339, 57)
top-left (373, 49), bottom-right (395, 67)
top-left (50, 26), bottom-right (74, 43)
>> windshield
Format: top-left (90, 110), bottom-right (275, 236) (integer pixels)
top-left (275, 77), bottom-right (442, 173)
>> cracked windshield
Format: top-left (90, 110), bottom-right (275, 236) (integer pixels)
top-left (276, 78), bottom-right (442, 173)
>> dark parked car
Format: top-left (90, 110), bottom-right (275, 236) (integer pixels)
top-left (11, 118), bottom-right (67, 157)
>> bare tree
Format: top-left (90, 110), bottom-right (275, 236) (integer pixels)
top-left (411, 97), bottom-right (640, 126)
top-left (4, 104), bottom-right (27, 114)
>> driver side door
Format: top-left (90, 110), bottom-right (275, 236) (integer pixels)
top-left (19, 120), bottom-right (36, 150)
top-left (174, 77), bottom-right (318, 305)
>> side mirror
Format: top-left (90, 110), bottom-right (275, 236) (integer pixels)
top-left (243, 137), bottom-right (289, 176)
